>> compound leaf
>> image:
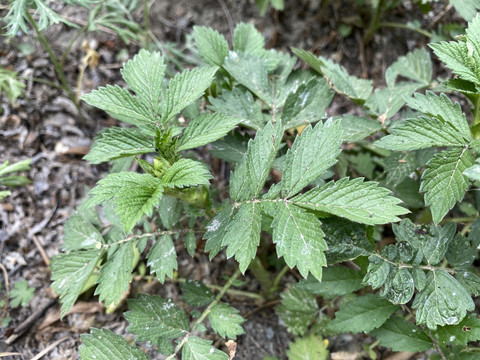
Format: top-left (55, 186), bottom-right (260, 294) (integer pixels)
top-left (180, 280), bottom-right (214, 307)
top-left (369, 317), bottom-right (433, 352)
top-left (412, 270), bottom-right (474, 330)
top-left (82, 85), bottom-right (152, 125)
top-left (292, 177), bottom-right (408, 225)
top-left (162, 159), bottom-right (212, 188)
top-left (276, 286), bottom-right (318, 336)
top-left (121, 49), bottom-right (166, 119)
top-left (182, 336), bottom-right (228, 360)
top-left (327, 293), bottom-right (399, 334)
top-left (222, 203), bottom-right (262, 273)
top-left (95, 242), bottom-right (135, 307)
top-left (162, 66), bottom-right (217, 123)
top-left (193, 26), bottom-right (229, 66)
top-left (79, 328), bottom-right (149, 360)
top-left (147, 234), bottom-right (177, 283)
top-left (271, 202), bottom-right (326, 280)
top-left (286, 334), bottom-right (329, 360)
top-left (51, 249), bottom-right (103, 317)
top-left (420, 147), bottom-right (474, 224)
top-left (208, 303), bottom-right (245, 339)
top-left (282, 119), bottom-right (342, 198)
top-left (84, 127), bottom-right (154, 164)
top-left (177, 113), bottom-right (239, 151)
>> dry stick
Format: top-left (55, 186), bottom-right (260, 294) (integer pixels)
top-left (0, 263), bottom-right (10, 317)
top-left (0, 353), bottom-right (24, 358)
top-left (30, 336), bottom-right (70, 360)
top-left (165, 268), bottom-right (242, 360)
top-left (26, 223), bottom-right (50, 267)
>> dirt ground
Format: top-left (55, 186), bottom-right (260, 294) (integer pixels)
top-left (0, 0), bottom-right (468, 359)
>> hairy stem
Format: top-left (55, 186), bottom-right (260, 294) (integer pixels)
top-left (165, 268), bottom-right (242, 359)
top-left (60, 25), bottom-right (88, 68)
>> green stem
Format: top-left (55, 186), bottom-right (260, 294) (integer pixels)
top-left (19, 76), bottom-right (65, 91)
top-left (25, 11), bottom-right (79, 110)
top-left (249, 257), bottom-right (273, 295)
top-left (268, 265), bottom-right (290, 295)
top-left (380, 21), bottom-right (432, 38)
top-left (165, 268), bottom-right (242, 360)
top-left (174, 278), bottom-right (264, 300)
top-left (60, 25), bottom-right (88, 68)
top-left (363, 0), bottom-right (385, 43)
top-left (374, 253), bottom-right (456, 274)
top-left (440, 216), bottom-right (477, 224)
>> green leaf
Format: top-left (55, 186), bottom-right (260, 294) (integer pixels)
top-left (446, 234), bottom-right (477, 269)
top-left (84, 127), bottom-right (154, 164)
top-left (121, 49), bottom-right (166, 119)
top-left (177, 113), bottom-right (239, 151)
top-left (82, 85), bottom-right (152, 125)
top-left (412, 270), bottom-right (474, 330)
top-left (79, 328), bottom-right (149, 360)
top-left (162, 66), bottom-right (218, 124)
top-left (230, 122), bottom-right (283, 201)
top-left (182, 336), bottom-right (229, 360)
top-left (271, 202), bottom-right (326, 280)
top-left (420, 223), bottom-right (456, 266)
top-left (63, 213), bottom-right (103, 251)
top-left (463, 161), bottom-right (480, 181)
top-left (384, 152), bottom-right (417, 186)
top-left (388, 48), bottom-right (432, 86)
top-left (222, 203), bottom-right (262, 273)
top-left (292, 48), bottom-right (373, 102)
top-left (336, 115), bottom-right (382, 143)
top-left (420, 147), bottom-right (474, 224)
top-left (208, 303), bottom-right (245, 339)
top-left (327, 294), bottom-right (399, 334)
top-left (51, 249), bottom-right (103, 317)
top-left (369, 317), bottom-right (433, 352)
top-left (281, 77), bottom-right (333, 129)
top-left (381, 268), bottom-right (415, 304)
top-left (233, 23), bottom-right (265, 55)
top-left (180, 280), bottom-right (214, 306)
top-left (451, 1), bottom-right (480, 21)
top-left (276, 286), bottom-right (319, 336)
top-left (125, 294), bottom-right (189, 344)
top-left (321, 217), bottom-right (373, 264)
top-left (208, 89), bottom-right (266, 130)
top-left (296, 266), bottom-right (364, 298)
top-left (4, 0), bottom-right (29, 36)
top-left (95, 242), bottom-right (135, 307)
top-left (0, 68), bottom-right (25, 103)
top-left (282, 119), bottom-right (341, 197)
top-left (193, 26), bottom-right (229, 66)
top-left (87, 172), bottom-right (165, 233)
top-left (10, 280), bottom-right (34, 308)
top-left (363, 255), bottom-right (392, 290)
top-left (147, 234), bottom-right (177, 283)
top-left (162, 159), bottom-right (212, 188)
top-left (366, 83), bottom-right (419, 121)
top-left (203, 204), bottom-right (235, 259)
top-left (457, 269), bottom-right (480, 296)
top-left (293, 177), bottom-right (408, 225)
top-left (224, 52), bottom-right (272, 106)
top-left (435, 314), bottom-right (480, 345)
top-left (286, 334), bottom-right (329, 360)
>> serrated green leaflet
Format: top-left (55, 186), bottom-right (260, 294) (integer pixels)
top-left (82, 85), bottom-right (152, 125)
top-left (193, 26), bottom-right (229, 66)
top-left (203, 204), bottom-right (234, 259)
top-left (182, 336), bottom-right (229, 360)
top-left (450, 0), bottom-right (480, 20)
top-left (51, 249), bottom-right (103, 317)
top-left (282, 119), bottom-right (341, 197)
top-left (95, 242), bottom-right (135, 307)
top-left (381, 268), bottom-right (415, 304)
top-left (292, 177), bottom-right (408, 225)
top-left (79, 328), bottom-right (149, 360)
top-left (177, 113), bottom-right (239, 151)
top-left (384, 152), bottom-right (417, 185)
top-left (63, 213), bottom-right (103, 250)
top-left (297, 266), bottom-right (364, 298)
top-left (276, 286), bottom-right (318, 336)
top-left (369, 317), bottom-right (433, 352)
top-left (366, 83), bottom-right (419, 121)
top-left (388, 48), bottom-right (432, 86)
top-left (457, 269), bottom-right (480, 296)
top-left (208, 303), bottom-right (244, 339)
top-left (412, 270), bottom-right (474, 329)
top-left (420, 147), bottom-right (474, 224)
top-left (363, 255), bottom-right (391, 290)
top-left (125, 294), bottom-right (189, 344)
top-left (230, 121), bottom-right (283, 201)
top-left (84, 127), bottom-right (154, 164)
top-left (162, 66), bottom-right (217, 124)
top-left (271, 202), bottom-right (326, 279)
top-left (233, 22), bottom-right (265, 55)
top-left (222, 202), bottom-right (262, 273)
top-left (121, 49), bottom-right (165, 119)
top-left (147, 234), bottom-right (177, 283)
top-left (327, 293), bottom-right (399, 334)
top-left (435, 314), bottom-right (480, 345)
top-left (463, 160), bottom-right (480, 181)
top-left (180, 280), bottom-right (214, 307)
top-left (162, 158), bottom-right (212, 188)
top-left (286, 334), bottom-right (329, 360)
top-left (336, 115), bottom-right (382, 142)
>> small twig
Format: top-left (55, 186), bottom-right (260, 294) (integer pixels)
top-left (26, 223), bottom-right (50, 267)
top-left (217, 0), bottom-right (234, 42)
top-left (243, 299), bottom-right (281, 319)
top-left (0, 263), bottom-right (10, 317)
top-left (0, 353), bottom-right (24, 358)
top-left (30, 337), bottom-right (70, 360)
